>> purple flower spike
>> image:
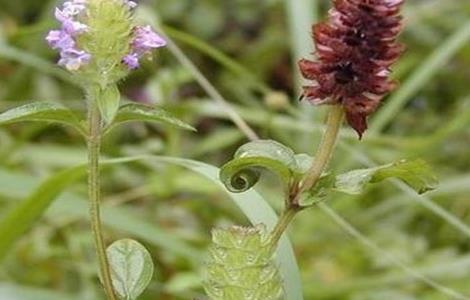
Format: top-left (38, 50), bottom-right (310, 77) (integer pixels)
top-left (132, 26), bottom-right (167, 54)
top-left (58, 49), bottom-right (91, 71)
top-left (123, 53), bottom-right (140, 70)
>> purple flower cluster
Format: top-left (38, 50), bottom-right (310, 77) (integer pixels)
top-left (47, 0), bottom-right (166, 72)
top-left (46, 0), bottom-right (90, 71)
top-left (123, 25), bottom-right (167, 70)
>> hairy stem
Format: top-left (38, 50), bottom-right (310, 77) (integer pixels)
top-left (87, 100), bottom-right (116, 300)
top-left (299, 105), bottom-right (344, 193)
top-left (268, 206), bottom-right (299, 251)
top-left (269, 105), bottom-right (344, 250)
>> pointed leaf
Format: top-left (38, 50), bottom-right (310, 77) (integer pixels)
top-left (0, 102), bottom-right (84, 133)
top-left (220, 140), bottom-right (307, 193)
top-left (97, 84), bottom-right (121, 125)
top-left (110, 103), bottom-right (195, 132)
top-left (335, 159), bottom-right (438, 195)
top-left (107, 239), bottom-right (154, 300)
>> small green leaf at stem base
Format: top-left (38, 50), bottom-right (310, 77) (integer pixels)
top-left (96, 84), bottom-right (121, 125)
top-left (106, 239), bottom-right (154, 300)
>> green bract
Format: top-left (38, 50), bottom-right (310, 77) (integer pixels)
top-left (204, 225), bottom-right (283, 300)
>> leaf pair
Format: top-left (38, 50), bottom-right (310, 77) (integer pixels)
top-left (0, 101), bottom-right (195, 136)
top-left (220, 140), bottom-right (438, 207)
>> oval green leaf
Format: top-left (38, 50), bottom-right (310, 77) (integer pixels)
top-left (0, 102), bottom-right (85, 134)
top-left (109, 103), bottom-right (195, 132)
top-left (107, 239), bottom-right (154, 300)
top-left (97, 84), bottom-right (121, 125)
top-left (335, 159), bottom-right (438, 195)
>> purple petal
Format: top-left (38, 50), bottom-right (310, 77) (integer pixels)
top-left (58, 49), bottom-right (91, 71)
top-left (54, 8), bottom-right (69, 23)
top-left (123, 53), bottom-right (140, 69)
top-left (62, 19), bottom-right (88, 35)
top-left (132, 26), bottom-right (167, 54)
top-left (123, 0), bottom-right (137, 9)
top-left (46, 30), bottom-right (75, 50)
top-left (62, 1), bottom-right (86, 16)
top-left (54, 7), bottom-right (87, 35)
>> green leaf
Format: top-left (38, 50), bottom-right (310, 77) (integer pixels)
top-left (335, 159), bottom-right (438, 195)
top-left (0, 102), bottom-right (85, 133)
top-left (220, 140), bottom-right (307, 193)
top-left (97, 84), bottom-right (121, 125)
top-left (109, 103), bottom-right (195, 132)
top-left (107, 239), bottom-right (154, 300)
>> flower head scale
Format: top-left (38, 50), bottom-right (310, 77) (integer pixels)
top-left (299, 0), bottom-right (405, 138)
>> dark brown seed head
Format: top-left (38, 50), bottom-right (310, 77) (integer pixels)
top-left (299, 0), bottom-right (405, 138)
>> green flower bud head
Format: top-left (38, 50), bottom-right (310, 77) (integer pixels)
top-left (204, 225), bottom-right (284, 300)
top-left (77, 0), bottom-right (135, 85)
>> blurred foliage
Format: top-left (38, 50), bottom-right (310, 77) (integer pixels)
top-left (1, 0), bottom-right (470, 299)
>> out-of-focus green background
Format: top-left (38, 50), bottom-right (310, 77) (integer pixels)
top-left (1, 0), bottom-right (470, 299)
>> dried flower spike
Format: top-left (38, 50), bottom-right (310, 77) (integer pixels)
top-left (299, 0), bottom-right (405, 138)
top-left (46, 0), bottom-right (166, 85)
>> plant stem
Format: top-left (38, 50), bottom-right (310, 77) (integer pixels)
top-left (269, 105), bottom-right (344, 250)
top-left (268, 206), bottom-right (300, 251)
top-left (299, 105), bottom-right (344, 193)
top-left (87, 101), bottom-right (116, 300)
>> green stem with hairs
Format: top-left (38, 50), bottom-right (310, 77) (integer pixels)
top-left (87, 99), bottom-right (117, 300)
top-left (268, 206), bottom-right (300, 252)
top-left (269, 105), bottom-right (344, 248)
top-left (299, 105), bottom-right (344, 193)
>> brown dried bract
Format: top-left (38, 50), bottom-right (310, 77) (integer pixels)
top-left (299, 0), bottom-right (405, 138)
